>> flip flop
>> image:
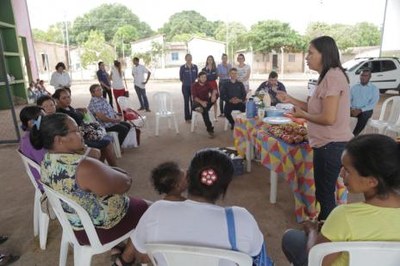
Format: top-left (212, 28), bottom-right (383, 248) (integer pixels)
top-left (0, 236), bottom-right (8, 245)
top-left (0, 253), bottom-right (20, 266)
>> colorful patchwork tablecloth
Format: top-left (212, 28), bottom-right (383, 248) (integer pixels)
top-left (234, 116), bottom-right (348, 222)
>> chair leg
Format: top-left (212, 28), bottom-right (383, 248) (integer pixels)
top-left (59, 233), bottom-right (69, 266)
top-left (155, 116), bottom-right (160, 136)
top-left (39, 211), bottom-right (49, 250)
top-left (75, 247), bottom-right (92, 266)
top-left (190, 115), bottom-right (196, 132)
top-left (173, 115), bottom-right (179, 134)
top-left (167, 117), bottom-right (172, 129)
top-left (33, 192), bottom-right (40, 237)
top-left (270, 170), bottom-right (278, 204)
top-left (224, 118), bottom-right (229, 131)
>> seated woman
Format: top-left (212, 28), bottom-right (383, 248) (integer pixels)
top-left (19, 106), bottom-right (47, 192)
top-left (30, 113), bottom-right (149, 265)
top-left (131, 148), bottom-right (270, 265)
top-left (52, 88), bottom-right (117, 166)
top-left (281, 134), bottom-right (400, 266)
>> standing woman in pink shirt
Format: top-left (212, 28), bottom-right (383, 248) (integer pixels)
top-left (277, 36), bottom-right (353, 221)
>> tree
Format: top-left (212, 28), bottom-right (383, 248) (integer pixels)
top-left (160, 10), bottom-right (218, 41)
top-left (71, 3), bottom-right (153, 44)
top-left (113, 25), bottom-right (139, 57)
top-left (353, 22), bottom-right (380, 47)
top-left (247, 20), bottom-right (305, 53)
top-left (31, 22), bottom-right (67, 44)
top-left (80, 31), bottom-right (115, 68)
top-left (214, 22), bottom-right (249, 61)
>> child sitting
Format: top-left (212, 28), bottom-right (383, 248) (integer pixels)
top-left (151, 161), bottom-right (187, 201)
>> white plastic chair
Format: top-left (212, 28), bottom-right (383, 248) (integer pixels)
top-left (17, 150), bottom-right (49, 250)
top-left (153, 91), bottom-right (179, 136)
top-left (224, 110), bottom-right (243, 131)
top-left (42, 184), bottom-right (134, 266)
top-left (117, 96), bottom-right (146, 128)
top-left (190, 109), bottom-right (215, 133)
top-left (366, 96), bottom-right (400, 134)
top-left (145, 243), bottom-right (252, 266)
top-left (308, 241), bottom-right (400, 266)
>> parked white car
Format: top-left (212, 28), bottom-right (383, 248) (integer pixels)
top-left (343, 57), bottom-right (400, 94)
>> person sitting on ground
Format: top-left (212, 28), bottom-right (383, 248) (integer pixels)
top-left (37, 80), bottom-right (51, 96)
top-left (88, 84), bottom-right (131, 146)
top-left (53, 88), bottom-right (118, 166)
top-left (0, 235), bottom-right (19, 266)
top-left (255, 71), bottom-right (286, 106)
top-left (281, 134), bottom-right (400, 266)
top-left (27, 81), bottom-right (39, 103)
top-left (30, 113), bottom-right (149, 266)
top-left (350, 68), bottom-right (379, 136)
top-left (150, 161), bottom-right (187, 201)
top-left (131, 148), bottom-right (270, 265)
top-left (191, 71), bottom-right (218, 137)
top-left (221, 68), bottom-right (247, 130)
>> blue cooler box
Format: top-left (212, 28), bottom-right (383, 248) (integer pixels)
top-left (218, 147), bottom-right (245, 176)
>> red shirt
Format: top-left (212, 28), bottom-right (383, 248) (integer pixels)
top-left (191, 81), bottom-right (216, 101)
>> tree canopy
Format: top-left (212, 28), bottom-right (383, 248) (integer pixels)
top-left (80, 31), bottom-right (114, 68)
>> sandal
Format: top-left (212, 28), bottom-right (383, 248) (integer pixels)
top-left (0, 236), bottom-right (7, 245)
top-left (111, 255), bottom-right (134, 266)
top-left (0, 253), bottom-right (20, 266)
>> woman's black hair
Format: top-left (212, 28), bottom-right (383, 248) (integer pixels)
top-left (188, 148), bottom-right (234, 202)
top-left (19, 106), bottom-right (43, 131)
top-left (151, 162), bottom-right (182, 195)
top-left (345, 134), bottom-right (400, 197)
top-left (52, 88), bottom-right (69, 100)
top-left (55, 62), bottom-right (66, 70)
top-left (36, 95), bottom-right (55, 106)
top-left (310, 36), bottom-right (349, 85)
top-left (30, 113), bottom-right (69, 150)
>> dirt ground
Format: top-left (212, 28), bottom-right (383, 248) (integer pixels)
top-left (0, 79), bottom-right (393, 266)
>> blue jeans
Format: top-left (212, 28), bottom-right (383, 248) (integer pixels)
top-left (313, 141), bottom-right (347, 220)
top-left (182, 85), bottom-right (192, 120)
top-left (134, 85), bottom-right (149, 109)
top-left (281, 229), bottom-right (308, 266)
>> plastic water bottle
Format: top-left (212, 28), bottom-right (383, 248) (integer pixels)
top-left (246, 98), bottom-right (256, 118)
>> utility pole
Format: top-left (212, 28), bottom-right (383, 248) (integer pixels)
top-left (64, 17), bottom-right (71, 79)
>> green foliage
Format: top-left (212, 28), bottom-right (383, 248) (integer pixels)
top-left (160, 10), bottom-right (218, 41)
top-left (31, 22), bottom-right (69, 44)
top-left (113, 25), bottom-right (139, 57)
top-left (214, 22), bottom-right (248, 61)
top-left (80, 31), bottom-right (115, 68)
top-left (247, 20), bottom-right (305, 53)
top-left (304, 22), bottom-right (381, 50)
top-left (133, 52), bottom-right (152, 66)
top-left (71, 3), bottom-right (153, 44)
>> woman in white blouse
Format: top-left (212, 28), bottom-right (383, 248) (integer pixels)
top-left (50, 62), bottom-right (71, 93)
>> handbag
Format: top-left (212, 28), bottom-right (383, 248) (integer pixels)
top-left (123, 108), bottom-right (145, 128)
top-left (225, 207), bottom-right (273, 266)
top-left (80, 122), bottom-right (107, 141)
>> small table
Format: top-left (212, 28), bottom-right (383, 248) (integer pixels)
top-left (234, 116), bottom-right (347, 222)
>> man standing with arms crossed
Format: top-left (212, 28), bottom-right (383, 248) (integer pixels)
top-left (132, 57), bottom-right (151, 112)
top-left (96, 61), bottom-right (113, 107)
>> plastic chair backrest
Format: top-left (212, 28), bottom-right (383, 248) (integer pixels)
top-left (42, 184), bottom-right (103, 249)
top-left (17, 150), bottom-right (42, 191)
top-left (308, 241), bottom-right (400, 266)
top-left (117, 96), bottom-right (132, 112)
top-left (145, 243), bottom-right (252, 266)
top-left (153, 91), bottom-right (173, 115)
top-left (378, 96), bottom-right (400, 124)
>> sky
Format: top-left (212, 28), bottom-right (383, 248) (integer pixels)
top-left (27, 0), bottom-right (386, 34)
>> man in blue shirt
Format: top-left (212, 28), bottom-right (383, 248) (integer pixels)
top-left (350, 68), bottom-right (379, 136)
top-left (96, 61), bottom-right (113, 107)
top-left (179, 54), bottom-right (198, 122)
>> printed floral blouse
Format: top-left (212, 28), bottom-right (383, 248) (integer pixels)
top-left (41, 153), bottom-right (129, 230)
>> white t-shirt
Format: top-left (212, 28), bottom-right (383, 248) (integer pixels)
top-left (132, 64), bottom-right (149, 89)
top-left (131, 200), bottom-right (264, 266)
top-left (110, 67), bottom-right (125, 90)
top-left (50, 71), bottom-right (71, 90)
top-left (236, 64), bottom-right (251, 90)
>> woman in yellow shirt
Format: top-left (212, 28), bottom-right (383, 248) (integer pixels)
top-left (282, 134), bottom-right (400, 266)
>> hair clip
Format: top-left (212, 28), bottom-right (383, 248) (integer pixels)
top-left (200, 168), bottom-right (218, 186)
top-left (32, 115), bottom-right (42, 130)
